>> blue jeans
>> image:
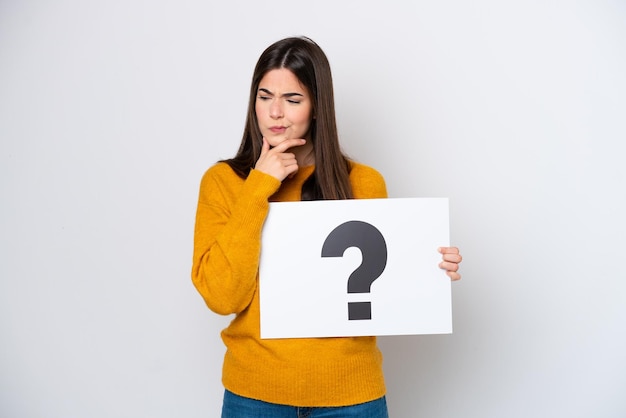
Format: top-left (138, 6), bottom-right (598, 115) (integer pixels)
top-left (221, 390), bottom-right (389, 418)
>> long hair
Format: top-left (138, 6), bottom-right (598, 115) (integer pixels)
top-left (223, 36), bottom-right (353, 200)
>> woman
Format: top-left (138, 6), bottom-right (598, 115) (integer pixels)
top-left (192, 36), bottom-right (462, 418)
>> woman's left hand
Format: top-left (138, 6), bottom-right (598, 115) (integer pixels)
top-left (438, 247), bottom-right (462, 281)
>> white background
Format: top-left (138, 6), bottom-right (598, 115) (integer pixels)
top-left (1, 1), bottom-right (625, 417)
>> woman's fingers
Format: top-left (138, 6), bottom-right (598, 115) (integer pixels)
top-left (255, 138), bottom-right (306, 181)
top-left (438, 246), bottom-right (462, 281)
top-left (271, 138), bottom-right (306, 153)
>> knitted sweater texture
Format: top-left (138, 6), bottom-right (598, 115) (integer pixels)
top-left (191, 161), bottom-right (388, 407)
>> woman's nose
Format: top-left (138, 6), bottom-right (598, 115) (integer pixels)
top-left (270, 100), bottom-right (283, 119)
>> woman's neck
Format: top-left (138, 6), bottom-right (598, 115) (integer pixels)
top-left (293, 141), bottom-right (315, 167)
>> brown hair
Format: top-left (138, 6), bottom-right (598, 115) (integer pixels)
top-left (223, 36), bottom-right (353, 200)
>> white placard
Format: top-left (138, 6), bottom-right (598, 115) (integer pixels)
top-left (259, 198), bottom-right (451, 339)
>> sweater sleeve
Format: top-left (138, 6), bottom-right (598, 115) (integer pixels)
top-left (349, 163), bottom-right (388, 199)
top-left (191, 166), bottom-right (281, 315)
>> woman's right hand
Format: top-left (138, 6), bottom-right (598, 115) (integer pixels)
top-left (254, 137), bottom-right (306, 181)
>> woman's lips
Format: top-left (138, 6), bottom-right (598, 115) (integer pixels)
top-left (269, 126), bottom-right (287, 134)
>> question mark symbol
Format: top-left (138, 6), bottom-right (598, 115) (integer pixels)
top-left (321, 220), bottom-right (388, 320)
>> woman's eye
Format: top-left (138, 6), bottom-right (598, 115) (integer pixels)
top-left (287, 100), bottom-right (301, 104)
top-left (258, 96), bottom-right (270, 101)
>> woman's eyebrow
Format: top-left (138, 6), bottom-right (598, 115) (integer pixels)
top-left (258, 88), bottom-right (303, 98)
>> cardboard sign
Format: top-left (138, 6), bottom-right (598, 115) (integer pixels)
top-left (259, 198), bottom-right (451, 339)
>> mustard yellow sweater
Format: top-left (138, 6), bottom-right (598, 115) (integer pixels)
top-left (191, 161), bottom-right (388, 407)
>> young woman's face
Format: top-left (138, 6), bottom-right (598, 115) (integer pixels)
top-left (255, 68), bottom-right (313, 147)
